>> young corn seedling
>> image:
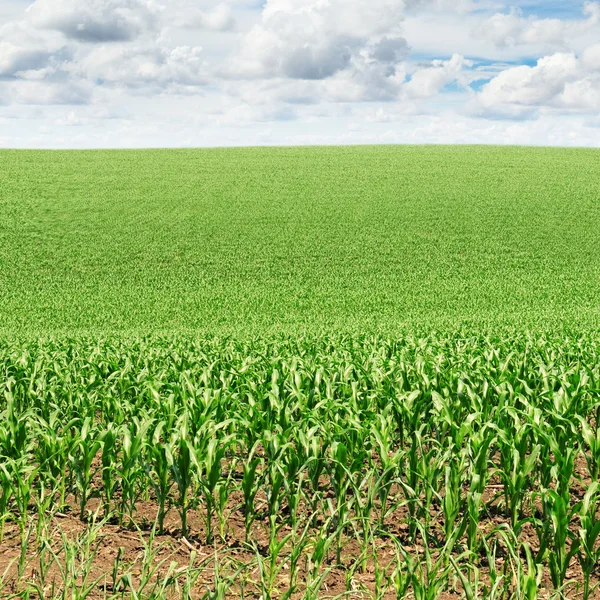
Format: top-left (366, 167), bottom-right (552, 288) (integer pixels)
top-left (46, 516), bottom-right (106, 600)
top-left (390, 541), bottom-right (413, 600)
top-left (199, 436), bottom-right (230, 544)
top-left (166, 431), bottom-right (199, 537)
top-left (328, 440), bottom-right (366, 564)
top-left (27, 539), bottom-right (58, 600)
top-left (365, 536), bottom-right (398, 600)
top-left (71, 417), bottom-right (102, 520)
top-left (110, 546), bottom-right (126, 596)
top-left (304, 523), bottom-right (335, 600)
top-left (495, 416), bottom-right (540, 532)
top-left (17, 519), bottom-right (34, 580)
top-left (199, 552), bottom-right (243, 600)
top-left (298, 425), bottom-right (328, 524)
top-left (406, 523), bottom-right (452, 600)
top-left (371, 411), bottom-right (405, 527)
top-left (347, 474), bottom-right (379, 574)
top-left (0, 462), bottom-right (13, 542)
top-left (442, 458), bottom-right (467, 551)
top-left (540, 489), bottom-right (580, 593)
top-left (480, 534), bottom-right (507, 600)
top-left (450, 555), bottom-right (504, 600)
top-left (0, 559), bottom-right (14, 600)
top-left (404, 429), bottom-right (423, 543)
top-left (411, 431), bottom-right (446, 535)
top-left (177, 549), bottom-right (205, 600)
top-left (282, 454), bottom-right (308, 537)
top-left (121, 524), bottom-right (176, 600)
top-left (252, 529), bottom-right (293, 600)
top-left (119, 417), bottom-right (151, 525)
top-left (505, 542), bottom-right (542, 600)
top-left (215, 467), bottom-right (235, 541)
top-left (576, 482), bottom-right (600, 600)
top-left (281, 522), bottom-right (311, 600)
top-left (144, 421), bottom-right (172, 534)
top-left (13, 460), bottom-right (36, 540)
top-left (577, 415), bottom-right (600, 481)
top-left (34, 411), bottom-right (76, 508)
top-left (1, 392), bottom-right (29, 460)
top-left (265, 459), bottom-right (286, 545)
top-left (464, 428), bottom-right (494, 556)
top-left (240, 448), bottom-right (263, 543)
top-left (33, 487), bottom-right (55, 544)
top-left (99, 424), bottom-right (118, 518)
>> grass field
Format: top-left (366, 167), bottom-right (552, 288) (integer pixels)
top-left (1, 146), bottom-right (600, 599)
top-left (2, 146), bottom-right (600, 335)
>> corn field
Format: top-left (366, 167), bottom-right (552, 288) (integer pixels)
top-left (0, 333), bottom-right (599, 599)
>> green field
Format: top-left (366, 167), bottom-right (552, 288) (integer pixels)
top-left (2, 145), bottom-right (600, 335)
top-left (1, 146), bottom-right (600, 599)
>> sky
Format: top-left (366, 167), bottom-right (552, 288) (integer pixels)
top-left (1, 0), bottom-right (600, 148)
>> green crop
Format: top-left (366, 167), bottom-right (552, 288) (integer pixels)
top-left (2, 145), bottom-right (600, 599)
top-left (2, 146), bottom-right (600, 338)
top-left (0, 333), bottom-right (597, 597)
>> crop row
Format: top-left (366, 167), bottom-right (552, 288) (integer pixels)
top-left (1, 334), bottom-right (599, 598)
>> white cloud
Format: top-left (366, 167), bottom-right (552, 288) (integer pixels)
top-left (2, 0), bottom-right (600, 146)
top-left (474, 46), bottom-right (600, 116)
top-left (78, 43), bottom-right (206, 90)
top-left (0, 22), bottom-right (68, 77)
top-left (405, 53), bottom-right (470, 98)
top-left (475, 2), bottom-right (600, 49)
top-left (582, 43), bottom-right (600, 69)
top-left (187, 3), bottom-right (236, 32)
top-left (0, 0), bottom-right (208, 104)
top-left (233, 0), bottom-right (411, 80)
top-left (27, 0), bottom-right (162, 43)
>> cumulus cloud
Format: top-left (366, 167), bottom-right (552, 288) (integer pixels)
top-left (369, 36), bottom-right (410, 64)
top-left (474, 46), bottom-right (600, 116)
top-left (0, 22), bottom-right (68, 78)
top-left (234, 0), bottom-right (411, 81)
top-left (474, 2), bottom-right (600, 49)
top-left (78, 43), bottom-right (206, 90)
top-left (0, 0), bottom-right (208, 104)
top-left (27, 0), bottom-right (162, 43)
top-left (184, 3), bottom-right (236, 32)
top-left (4, 0), bottom-right (600, 146)
top-left (405, 53), bottom-right (470, 98)
top-left (220, 50), bottom-right (470, 108)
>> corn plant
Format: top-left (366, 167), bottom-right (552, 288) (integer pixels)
top-left (578, 415), bottom-right (600, 481)
top-left (0, 333), bottom-right (599, 599)
top-left (119, 417), bottom-right (151, 525)
top-left (0, 463), bottom-right (13, 541)
top-left (495, 413), bottom-right (540, 532)
top-left (72, 417), bottom-right (102, 520)
top-left (99, 424), bottom-right (118, 518)
top-left (240, 449), bottom-right (263, 543)
top-left (144, 421), bottom-right (172, 534)
top-left (535, 489), bottom-right (580, 592)
top-left (407, 522), bottom-right (452, 600)
top-left (198, 436), bottom-right (230, 544)
top-left (505, 542), bottom-right (542, 600)
top-left (166, 431), bottom-right (198, 538)
top-left (576, 482), bottom-right (600, 600)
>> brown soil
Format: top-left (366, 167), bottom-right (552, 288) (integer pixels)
top-left (0, 475), bottom-right (598, 600)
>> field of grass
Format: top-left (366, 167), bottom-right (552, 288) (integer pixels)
top-left (1, 146), bottom-right (600, 335)
top-left (1, 146), bottom-right (600, 599)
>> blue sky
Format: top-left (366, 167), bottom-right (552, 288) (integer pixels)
top-left (1, 0), bottom-right (599, 148)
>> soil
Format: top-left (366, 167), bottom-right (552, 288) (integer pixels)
top-left (0, 456), bottom-right (598, 598)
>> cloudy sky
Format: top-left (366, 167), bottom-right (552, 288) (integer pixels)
top-left (1, 0), bottom-right (600, 148)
